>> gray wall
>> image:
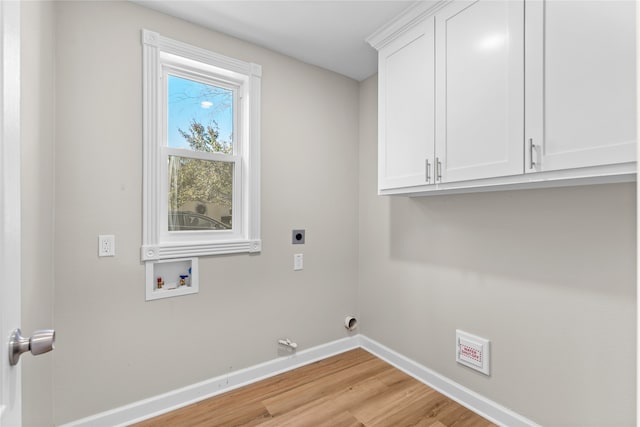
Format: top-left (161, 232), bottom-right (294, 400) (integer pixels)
top-left (52, 1), bottom-right (359, 423)
top-left (20, 2), bottom-right (637, 426)
top-left (358, 74), bottom-right (637, 426)
top-left (21, 2), bottom-right (55, 426)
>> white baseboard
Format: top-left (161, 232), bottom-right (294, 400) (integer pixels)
top-left (359, 335), bottom-right (540, 427)
top-left (61, 336), bottom-right (360, 427)
top-left (62, 334), bottom-right (538, 427)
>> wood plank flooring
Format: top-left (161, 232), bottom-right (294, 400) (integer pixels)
top-left (132, 349), bottom-right (496, 427)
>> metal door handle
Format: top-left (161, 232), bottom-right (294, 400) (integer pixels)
top-left (9, 328), bottom-right (55, 366)
top-left (425, 159), bottom-right (431, 182)
top-left (529, 138), bottom-right (536, 170)
top-left (436, 158), bottom-right (442, 181)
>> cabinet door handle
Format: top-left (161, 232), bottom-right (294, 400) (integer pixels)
top-left (529, 138), bottom-right (536, 170)
top-left (436, 158), bottom-right (442, 181)
top-left (425, 159), bottom-right (431, 182)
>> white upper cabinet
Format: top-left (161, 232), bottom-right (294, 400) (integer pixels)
top-left (369, 0), bottom-right (636, 196)
top-left (378, 17), bottom-right (436, 190)
top-left (525, 0), bottom-right (637, 173)
top-left (435, 0), bottom-right (524, 183)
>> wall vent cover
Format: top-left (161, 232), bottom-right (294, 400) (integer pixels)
top-left (456, 329), bottom-right (490, 376)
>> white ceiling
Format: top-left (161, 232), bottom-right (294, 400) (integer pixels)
top-left (132, 1), bottom-right (417, 81)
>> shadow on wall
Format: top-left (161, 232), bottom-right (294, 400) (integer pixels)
top-left (388, 183), bottom-right (636, 297)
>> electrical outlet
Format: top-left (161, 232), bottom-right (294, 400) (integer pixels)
top-left (98, 235), bottom-right (115, 257)
top-left (292, 229), bottom-right (305, 244)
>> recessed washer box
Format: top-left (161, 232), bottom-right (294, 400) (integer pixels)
top-left (456, 329), bottom-right (490, 376)
top-left (145, 257), bottom-right (198, 301)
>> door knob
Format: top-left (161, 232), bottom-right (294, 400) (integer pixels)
top-left (9, 328), bottom-right (55, 366)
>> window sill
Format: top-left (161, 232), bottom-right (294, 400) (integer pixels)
top-left (141, 239), bottom-right (262, 261)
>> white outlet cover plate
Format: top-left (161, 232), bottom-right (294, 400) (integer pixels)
top-left (456, 329), bottom-right (490, 376)
top-left (98, 234), bottom-right (115, 257)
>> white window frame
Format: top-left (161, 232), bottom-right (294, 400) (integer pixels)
top-left (141, 29), bottom-right (261, 261)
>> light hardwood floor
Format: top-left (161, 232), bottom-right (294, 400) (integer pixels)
top-left (133, 348), bottom-right (496, 427)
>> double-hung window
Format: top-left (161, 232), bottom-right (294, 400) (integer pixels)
top-left (142, 30), bottom-right (261, 261)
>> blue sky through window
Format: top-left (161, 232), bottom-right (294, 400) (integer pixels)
top-left (167, 75), bottom-right (233, 150)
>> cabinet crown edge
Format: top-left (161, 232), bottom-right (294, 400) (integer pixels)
top-left (367, 0), bottom-right (448, 50)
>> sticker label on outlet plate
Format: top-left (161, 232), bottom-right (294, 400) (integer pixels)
top-left (459, 339), bottom-right (483, 367)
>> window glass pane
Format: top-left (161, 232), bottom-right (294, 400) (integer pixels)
top-left (168, 155), bottom-right (233, 231)
top-left (167, 74), bottom-right (233, 153)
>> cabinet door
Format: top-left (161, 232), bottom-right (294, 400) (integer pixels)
top-left (378, 17), bottom-right (436, 190)
top-left (435, 0), bottom-right (524, 183)
top-left (525, 0), bottom-right (636, 173)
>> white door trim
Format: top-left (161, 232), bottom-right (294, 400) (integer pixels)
top-left (0, 1), bottom-right (22, 426)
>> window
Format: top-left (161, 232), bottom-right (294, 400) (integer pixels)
top-left (142, 30), bottom-right (261, 261)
